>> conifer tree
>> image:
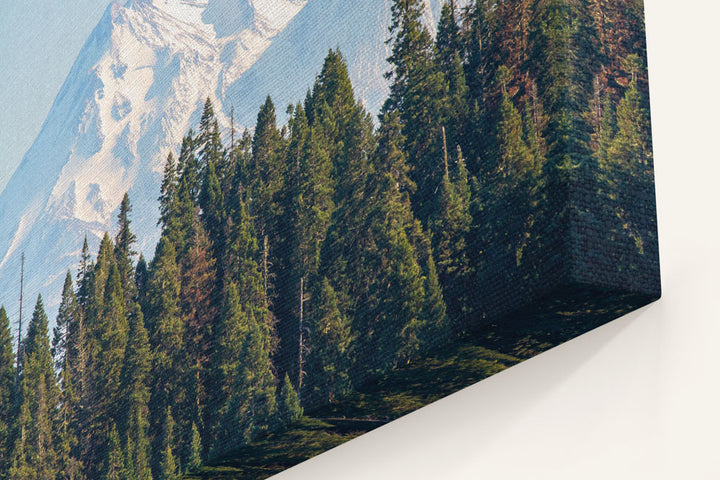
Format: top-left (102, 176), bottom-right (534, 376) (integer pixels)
top-left (248, 95), bottom-right (285, 238)
top-left (84, 233), bottom-right (117, 356)
top-left (118, 304), bottom-right (152, 480)
top-left (209, 190), bottom-right (278, 452)
top-left (9, 295), bottom-right (59, 479)
top-left (273, 103), bottom-right (310, 377)
top-left (159, 152), bottom-right (178, 229)
top-left (463, 0), bottom-right (501, 175)
top-left (604, 62), bottom-right (654, 263)
top-left (0, 306), bottom-right (15, 474)
top-left (114, 193), bottom-right (138, 304)
top-left (199, 158), bottom-right (226, 270)
top-left (277, 373), bottom-right (303, 427)
top-left (224, 310), bottom-right (277, 444)
top-left (283, 104), bottom-right (336, 381)
top-left (430, 149), bottom-right (472, 328)
top-left (352, 113), bottom-right (436, 372)
top-left (527, 0), bottom-right (599, 278)
top-left (197, 98), bottom-right (224, 172)
top-left (198, 97), bottom-right (228, 270)
top-left (179, 220), bottom-right (217, 433)
top-left (435, 1), bottom-right (468, 150)
top-left (135, 254), bottom-right (149, 304)
top-left (306, 278), bottom-right (351, 404)
top-left (96, 264), bottom-right (129, 428)
top-left (145, 238), bottom-right (185, 471)
top-left (186, 423), bottom-right (202, 474)
top-left (52, 272), bottom-right (82, 479)
top-left (207, 282), bottom-right (248, 454)
top-left (158, 407), bottom-right (179, 480)
top-left (209, 276), bottom-right (277, 456)
top-left (475, 73), bottom-right (541, 308)
top-left (384, 0), bottom-right (449, 223)
top-left (76, 235), bottom-right (94, 312)
top-left (178, 131), bottom-right (200, 203)
top-left (99, 423), bottom-right (123, 480)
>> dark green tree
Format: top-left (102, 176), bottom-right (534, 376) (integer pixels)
top-left (76, 235), bottom-right (94, 312)
top-left (114, 193), bottom-right (138, 305)
top-left (197, 98), bottom-right (224, 172)
top-left (248, 95), bottom-right (286, 238)
top-left (277, 373), bottom-right (303, 427)
top-left (9, 295), bottom-right (59, 480)
top-left (52, 272), bottom-right (82, 480)
top-left (159, 152), bottom-right (178, 229)
top-left (0, 306), bottom-right (15, 474)
top-left (99, 423), bottom-right (123, 480)
top-left (435, 1), bottom-right (468, 150)
top-left (145, 238), bottom-right (185, 474)
top-left (306, 278), bottom-right (351, 404)
top-left (118, 304), bottom-right (152, 480)
top-left (430, 148), bottom-right (472, 328)
top-left (186, 423), bottom-right (202, 474)
top-left (384, 0), bottom-right (449, 224)
top-left (158, 409), bottom-right (179, 480)
top-left (96, 264), bottom-right (129, 428)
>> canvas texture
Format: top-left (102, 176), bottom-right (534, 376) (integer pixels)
top-left (0, 1), bottom-right (659, 478)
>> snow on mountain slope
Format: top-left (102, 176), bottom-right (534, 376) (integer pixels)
top-left (0, 0), bottom-right (465, 323)
top-left (0, 0), bottom-right (306, 318)
top-left (225, 0), bottom-right (457, 127)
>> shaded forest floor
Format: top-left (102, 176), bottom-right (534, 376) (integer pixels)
top-left (182, 286), bottom-right (655, 480)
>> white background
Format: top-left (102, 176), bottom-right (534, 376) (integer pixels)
top-left (278, 0), bottom-right (720, 478)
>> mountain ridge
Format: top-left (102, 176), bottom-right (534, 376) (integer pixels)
top-left (0, 0), bottom-right (458, 323)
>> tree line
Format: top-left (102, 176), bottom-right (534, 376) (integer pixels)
top-left (0, 0), bottom-right (655, 478)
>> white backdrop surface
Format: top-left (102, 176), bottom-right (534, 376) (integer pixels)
top-left (276, 0), bottom-right (720, 478)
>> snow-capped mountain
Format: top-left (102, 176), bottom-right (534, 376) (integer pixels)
top-left (0, 0), bottom-right (455, 321)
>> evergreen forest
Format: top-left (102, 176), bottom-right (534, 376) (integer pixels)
top-left (0, 0), bottom-right (658, 478)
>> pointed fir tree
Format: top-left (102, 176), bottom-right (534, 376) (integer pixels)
top-left (224, 310), bottom-right (278, 444)
top-left (0, 306), bottom-right (15, 473)
top-left (248, 95), bottom-right (285, 238)
top-left (118, 304), bottom-right (152, 480)
top-left (306, 278), bottom-right (352, 404)
top-left (430, 149), bottom-right (472, 329)
top-left (114, 193), bottom-right (138, 305)
top-left (9, 295), bottom-right (59, 480)
top-left (277, 373), bottom-right (303, 428)
top-left (207, 282), bottom-right (249, 454)
top-left (604, 64), bottom-right (655, 261)
top-left (84, 233), bottom-right (117, 360)
top-left (99, 423), bottom-right (123, 480)
top-left (145, 237), bottom-right (185, 471)
top-left (199, 157), bottom-right (226, 271)
top-left (435, 1), bottom-right (468, 150)
top-left (135, 254), bottom-right (149, 305)
top-left (76, 234), bottom-right (94, 312)
top-left (352, 116), bottom-right (435, 372)
top-left (178, 130), bottom-right (201, 203)
top-left (197, 98), bottom-right (224, 172)
top-left (384, 0), bottom-right (449, 223)
top-left (52, 272), bottom-right (82, 479)
top-left (179, 220), bottom-right (217, 435)
top-left (186, 422), bottom-right (203, 474)
top-left (158, 407), bottom-right (179, 480)
top-left (96, 263), bottom-right (129, 428)
top-left (159, 152), bottom-right (178, 229)
top-left (146, 238), bottom-right (184, 403)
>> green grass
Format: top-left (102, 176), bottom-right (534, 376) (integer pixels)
top-left (183, 342), bottom-right (519, 480)
top-left (183, 286), bottom-right (656, 480)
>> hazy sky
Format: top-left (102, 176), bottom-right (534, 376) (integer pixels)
top-left (0, 1), bottom-right (115, 192)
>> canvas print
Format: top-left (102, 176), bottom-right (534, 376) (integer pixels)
top-left (0, 0), bottom-right (659, 478)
